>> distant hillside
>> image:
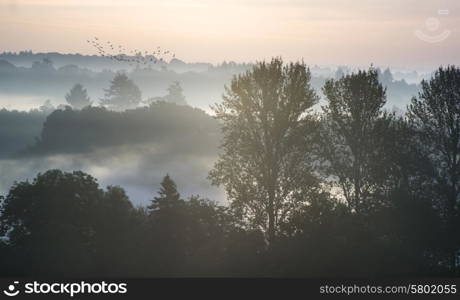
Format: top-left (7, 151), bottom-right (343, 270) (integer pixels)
top-left (0, 51), bottom-right (213, 73)
top-left (0, 52), bottom-right (420, 112)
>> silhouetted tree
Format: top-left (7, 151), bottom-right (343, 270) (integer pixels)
top-left (147, 175), bottom-right (188, 274)
top-left (93, 185), bottom-right (143, 276)
top-left (2, 58), bottom-right (459, 278)
top-left (148, 174), bottom-right (182, 212)
top-left (0, 170), bottom-right (102, 275)
top-left (209, 58), bottom-right (320, 245)
top-left (65, 83), bottom-right (91, 109)
top-left (407, 66), bottom-right (460, 273)
top-left (320, 68), bottom-right (387, 214)
top-left (100, 73), bottom-right (141, 111)
top-left (180, 196), bottom-right (235, 275)
top-left (0, 170), bottom-right (142, 276)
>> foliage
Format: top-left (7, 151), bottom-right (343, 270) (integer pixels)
top-left (319, 68), bottom-right (387, 214)
top-left (407, 66), bottom-right (460, 272)
top-left (1, 61), bottom-right (459, 277)
top-left (28, 102), bottom-right (220, 155)
top-left (209, 58), bottom-right (320, 244)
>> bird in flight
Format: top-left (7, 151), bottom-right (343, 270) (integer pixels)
top-left (86, 37), bottom-right (177, 68)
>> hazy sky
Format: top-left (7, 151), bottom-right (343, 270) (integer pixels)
top-left (1, 0), bottom-right (459, 69)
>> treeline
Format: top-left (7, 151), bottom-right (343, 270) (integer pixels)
top-left (0, 51), bottom-right (214, 72)
top-left (207, 59), bottom-right (459, 276)
top-left (28, 103), bottom-right (220, 156)
top-left (0, 57), bottom-right (249, 110)
top-left (0, 55), bottom-right (418, 111)
top-left (0, 103), bottom-right (220, 158)
top-left (0, 58), bottom-right (459, 277)
top-left (0, 171), bottom-right (263, 277)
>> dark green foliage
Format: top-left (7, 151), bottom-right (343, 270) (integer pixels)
top-left (0, 170), bottom-right (104, 276)
top-left (28, 102), bottom-right (220, 155)
top-left (407, 66), bottom-right (460, 273)
top-left (320, 68), bottom-right (387, 214)
top-left (0, 171), bottom-right (268, 277)
top-left (148, 174), bottom-right (182, 212)
top-left (145, 175), bottom-right (263, 276)
top-left (209, 57), bottom-right (320, 245)
top-left (1, 61), bottom-right (460, 278)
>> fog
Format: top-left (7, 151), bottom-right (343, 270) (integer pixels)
top-left (0, 52), bottom-right (423, 112)
top-left (0, 99), bottom-right (225, 205)
top-left (0, 52), bottom-right (425, 205)
top-left (0, 145), bottom-right (224, 206)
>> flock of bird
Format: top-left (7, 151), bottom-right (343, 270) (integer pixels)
top-left (87, 37), bottom-right (176, 68)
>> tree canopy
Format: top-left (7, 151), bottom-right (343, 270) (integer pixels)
top-left (1, 59), bottom-right (459, 278)
top-left (209, 58), bottom-right (321, 245)
top-left (320, 68), bottom-right (387, 214)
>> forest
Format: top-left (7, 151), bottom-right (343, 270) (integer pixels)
top-left (0, 51), bottom-right (420, 112)
top-left (0, 58), bottom-right (459, 278)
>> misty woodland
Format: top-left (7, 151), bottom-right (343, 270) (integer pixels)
top-left (1, 57), bottom-right (459, 277)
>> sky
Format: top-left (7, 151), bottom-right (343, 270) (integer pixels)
top-left (1, 0), bottom-right (459, 69)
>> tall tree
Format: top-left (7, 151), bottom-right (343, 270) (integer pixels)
top-left (147, 175), bottom-right (188, 275)
top-left (65, 83), bottom-right (91, 109)
top-left (148, 174), bottom-right (182, 212)
top-left (100, 73), bottom-right (141, 111)
top-left (0, 170), bottom-right (141, 276)
top-left (0, 170), bottom-right (103, 275)
top-left (209, 57), bottom-right (320, 245)
top-left (407, 66), bottom-right (460, 272)
top-left (320, 68), bottom-right (386, 214)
